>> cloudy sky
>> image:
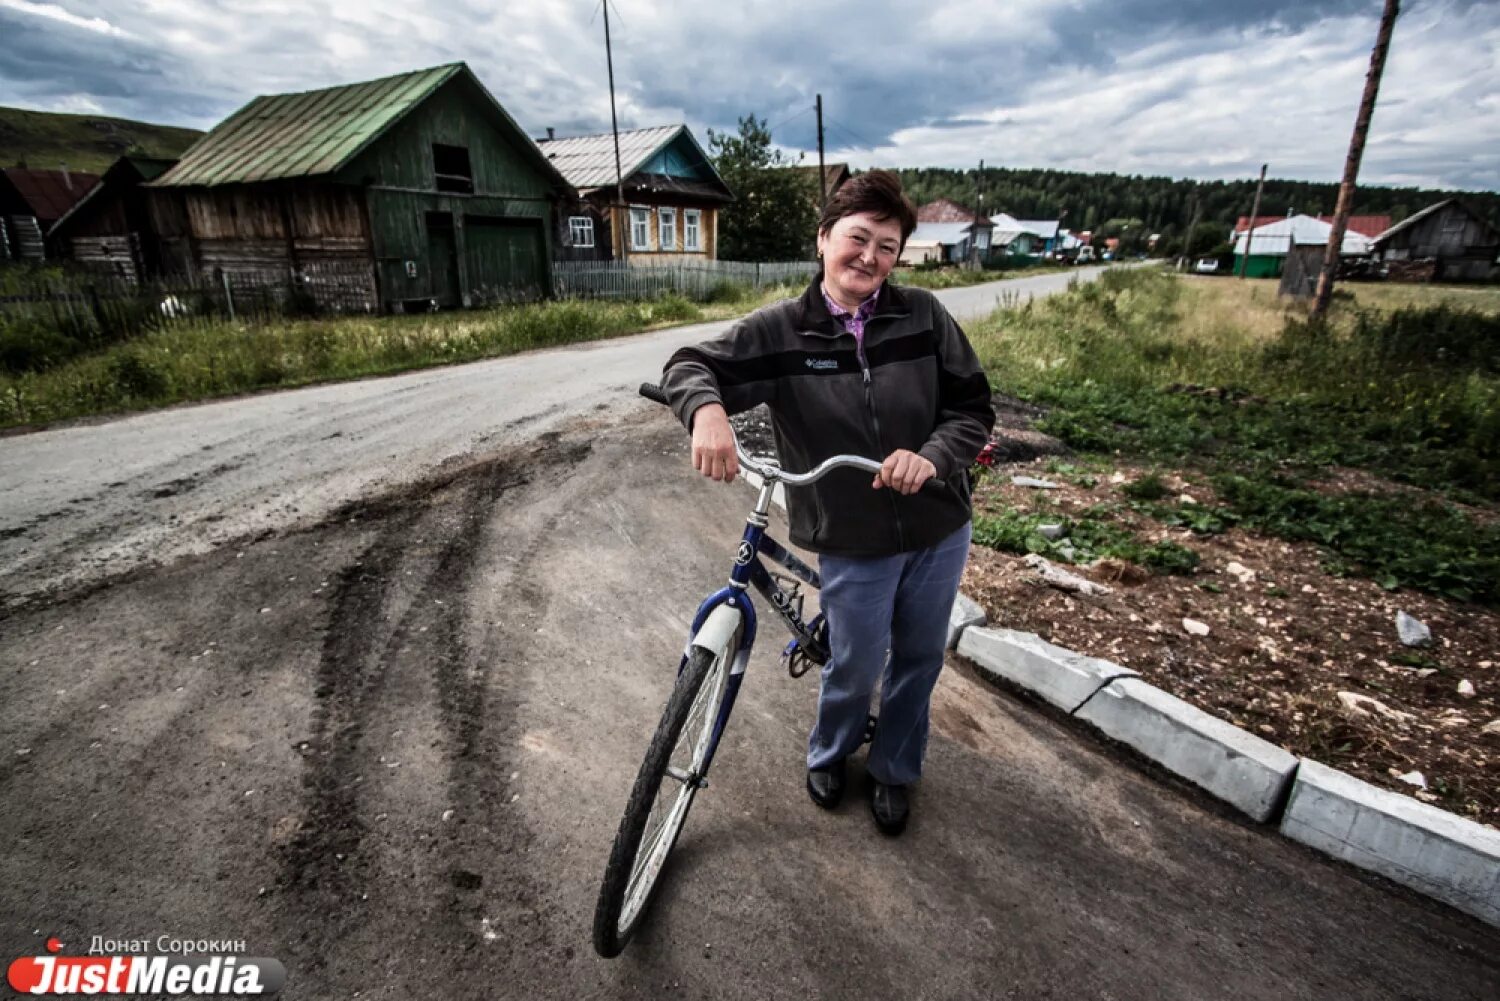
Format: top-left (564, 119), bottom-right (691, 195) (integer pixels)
top-left (1, 0), bottom-right (1496, 190)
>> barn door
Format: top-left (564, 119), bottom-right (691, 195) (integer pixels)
top-left (463, 216), bottom-right (546, 304)
top-left (425, 211), bottom-right (460, 307)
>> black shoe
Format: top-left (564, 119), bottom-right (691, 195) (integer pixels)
top-left (807, 760), bottom-right (846, 809)
top-left (870, 781), bottom-right (909, 836)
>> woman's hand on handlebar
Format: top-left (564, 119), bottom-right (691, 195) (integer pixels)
top-left (873, 449), bottom-right (936, 495)
top-left (691, 403), bottom-right (739, 483)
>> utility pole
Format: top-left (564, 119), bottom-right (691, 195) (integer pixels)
top-left (1180, 195), bottom-right (1201, 271)
top-left (1237, 163), bottom-right (1267, 279)
top-left (1313, 0), bottom-right (1400, 318)
top-left (970, 159), bottom-right (984, 270)
top-left (815, 94), bottom-right (827, 212)
top-left (603, 0), bottom-right (627, 263)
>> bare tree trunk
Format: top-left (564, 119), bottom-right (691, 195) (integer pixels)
top-left (1312, 0), bottom-right (1401, 318)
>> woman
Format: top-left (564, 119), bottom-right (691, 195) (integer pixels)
top-left (661, 171), bottom-right (993, 836)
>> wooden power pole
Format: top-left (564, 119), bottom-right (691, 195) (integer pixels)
top-left (815, 94), bottom-right (827, 212)
top-left (970, 159), bottom-right (984, 269)
top-left (1237, 163), bottom-right (1267, 279)
top-left (1312, 0), bottom-right (1401, 318)
top-left (603, 0), bottom-right (627, 263)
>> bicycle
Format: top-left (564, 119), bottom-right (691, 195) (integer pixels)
top-left (591, 383), bottom-right (889, 958)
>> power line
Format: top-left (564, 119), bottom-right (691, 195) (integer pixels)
top-left (765, 104), bottom-right (815, 137)
top-left (822, 115), bottom-right (877, 151)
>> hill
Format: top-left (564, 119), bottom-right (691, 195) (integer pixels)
top-left (0, 106), bottom-right (202, 175)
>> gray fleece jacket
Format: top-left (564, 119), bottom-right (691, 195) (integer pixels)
top-left (662, 276), bottom-right (994, 557)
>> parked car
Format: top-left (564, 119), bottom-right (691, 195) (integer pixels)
top-left (1194, 257), bottom-right (1221, 274)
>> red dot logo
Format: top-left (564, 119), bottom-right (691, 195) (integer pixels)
top-left (44, 938), bottom-right (63, 954)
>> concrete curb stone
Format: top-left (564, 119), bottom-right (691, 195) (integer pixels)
top-left (947, 593), bottom-right (987, 650)
top-left (1075, 677), bottom-right (1299, 823)
top-left (1281, 759), bottom-right (1500, 927)
top-left (956, 626), bottom-right (1137, 713)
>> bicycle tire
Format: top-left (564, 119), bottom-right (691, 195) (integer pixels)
top-left (592, 632), bottom-right (738, 957)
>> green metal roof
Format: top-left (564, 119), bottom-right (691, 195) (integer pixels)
top-left (152, 63), bottom-right (491, 188)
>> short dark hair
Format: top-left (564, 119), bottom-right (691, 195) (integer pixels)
top-left (816, 170), bottom-right (917, 246)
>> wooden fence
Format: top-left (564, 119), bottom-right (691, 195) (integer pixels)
top-left (0, 257), bottom-right (817, 347)
top-left (551, 259), bottom-right (817, 300)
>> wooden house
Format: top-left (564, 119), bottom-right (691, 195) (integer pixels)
top-left (916, 199), bottom-right (993, 263)
top-left (1370, 200), bottom-right (1500, 282)
top-left (147, 63), bottom-right (574, 311)
top-left (793, 162), bottom-right (851, 214)
top-left (536, 125), bottom-right (733, 264)
top-left (0, 167), bottom-right (100, 261)
top-left (47, 156), bottom-right (176, 283)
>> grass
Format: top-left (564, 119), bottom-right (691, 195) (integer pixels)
top-left (0, 283), bottom-right (799, 428)
top-left (966, 268), bottom-right (1500, 603)
top-left (1, 106), bottom-right (202, 174)
top-left (893, 262), bottom-right (1071, 290)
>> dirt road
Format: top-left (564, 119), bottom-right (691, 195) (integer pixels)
top-left (2, 412), bottom-right (1497, 1000)
top-left (0, 269), bottom-right (1100, 611)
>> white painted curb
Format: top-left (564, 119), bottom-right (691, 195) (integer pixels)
top-left (956, 626), bottom-right (1136, 713)
top-left (948, 610), bottom-right (1500, 929)
top-left (1076, 677), bottom-right (1299, 823)
top-left (1281, 760), bottom-right (1500, 927)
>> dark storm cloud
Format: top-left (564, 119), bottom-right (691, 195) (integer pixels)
top-left (0, 0), bottom-right (1494, 188)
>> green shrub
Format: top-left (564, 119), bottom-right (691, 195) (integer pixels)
top-left (107, 351), bottom-right (169, 399)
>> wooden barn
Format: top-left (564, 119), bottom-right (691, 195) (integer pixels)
top-left (1370, 200), bottom-right (1500, 282)
top-left (47, 156), bottom-right (177, 283)
top-left (536, 125), bottom-right (732, 263)
top-left (147, 63), bottom-right (574, 311)
top-left (0, 167), bottom-right (100, 261)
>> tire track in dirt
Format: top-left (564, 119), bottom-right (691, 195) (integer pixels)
top-left (273, 432), bottom-right (591, 989)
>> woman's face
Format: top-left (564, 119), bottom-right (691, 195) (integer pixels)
top-left (817, 211), bottom-right (902, 309)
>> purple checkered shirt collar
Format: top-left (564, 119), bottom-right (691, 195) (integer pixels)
top-left (821, 283), bottom-right (880, 344)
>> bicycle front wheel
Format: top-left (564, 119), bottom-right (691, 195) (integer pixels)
top-left (592, 631), bottom-right (738, 957)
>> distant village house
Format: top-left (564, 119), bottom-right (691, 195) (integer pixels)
top-left (1370, 199), bottom-right (1500, 282)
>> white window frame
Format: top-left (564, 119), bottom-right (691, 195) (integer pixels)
top-left (629, 206), bottom-right (651, 251)
top-left (568, 215), bottom-right (594, 249)
top-left (658, 207), bottom-right (677, 251)
top-left (684, 209), bottom-right (702, 252)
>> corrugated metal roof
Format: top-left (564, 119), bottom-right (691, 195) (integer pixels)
top-left (1017, 219), bottom-right (1060, 239)
top-left (1234, 214), bottom-right (1371, 256)
top-left (153, 63), bottom-right (558, 188)
top-left (910, 222), bottom-right (973, 245)
top-left (1233, 214), bottom-right (1391, 238)
top-left (3, 168), bottom-right (101, 222)
top-left (535, 125), bottom-right (683, 189)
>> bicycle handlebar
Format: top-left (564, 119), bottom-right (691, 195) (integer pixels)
top-left (639, 383), bottom-right (884, 487)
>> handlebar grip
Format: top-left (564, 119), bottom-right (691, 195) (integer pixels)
top-left (639, 383), bottom-right (670, 406)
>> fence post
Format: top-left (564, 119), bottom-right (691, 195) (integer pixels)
top-left (221, 269), bottom-right (236, 322)
top-left (85, 284), bottom-right (107, 345)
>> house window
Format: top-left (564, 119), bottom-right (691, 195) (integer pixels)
top-left (569, 216), bottom-right (594, 248)
top-left (658, 207), bottom-right (676, 251)
top-left (630, 207), bottom-right (651, 251)
top-left (684, 209), bottom-right (701, 252)
top-left (432, 144), bottom-right (474, 194)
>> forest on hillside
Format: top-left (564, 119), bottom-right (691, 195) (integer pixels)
top-left (893, 165), bottom-right (1500, 243)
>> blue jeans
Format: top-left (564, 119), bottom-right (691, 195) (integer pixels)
top-left (807, 522), bottom-right (972, 785)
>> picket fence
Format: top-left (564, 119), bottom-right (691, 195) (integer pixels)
top-left (551, 259), bottom-right (817, 300)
